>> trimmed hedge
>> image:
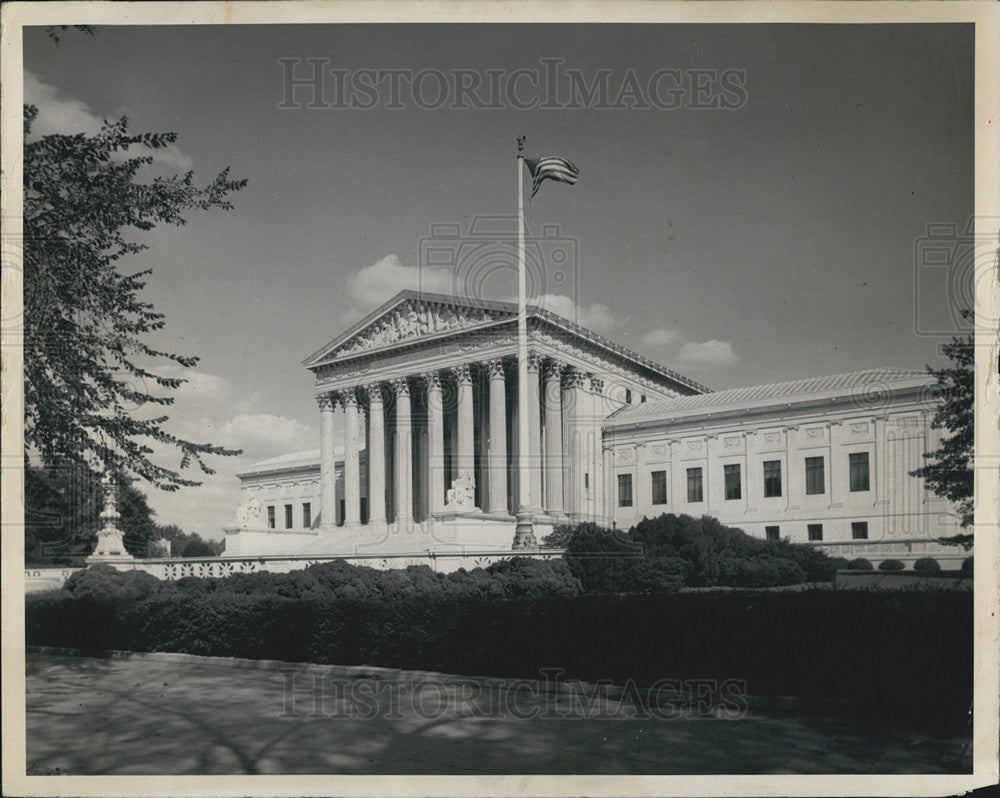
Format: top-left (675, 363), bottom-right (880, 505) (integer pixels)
top-left (878, 559), bottom-right (906, 572)
top-left (848, 558), bottom-right (874, 571)
top-left (26, 562), bottom-right (972, 728)
top-left (962, 556), bottom-right (974, 574)
top-left (913, 558), bottom-right (942, 573)
top-left (564, 514), bottom-right (836, 590)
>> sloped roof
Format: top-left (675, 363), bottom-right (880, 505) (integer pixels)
top-left (238, 449), bottom-right (323, 477)
top-left (303, 289), bottom-right (709, 395)
top-left (607, 368), bottom-right (930, 423)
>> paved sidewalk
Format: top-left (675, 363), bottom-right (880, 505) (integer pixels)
top-left (26, 652), bottom-right (970, 775)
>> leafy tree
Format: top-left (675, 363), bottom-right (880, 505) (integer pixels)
top-left (44, 25), bottom-right (96, 42)
top-left (171, 533), bottom-right (224, 558)
top-left (117, 481), bottom-right (159, 554)
top-left (910, 310), bottom-right (974, 534)
top-left (23, 106), bottom-right (247, 490)
top-left (24, 460), bottom-right (101, 564)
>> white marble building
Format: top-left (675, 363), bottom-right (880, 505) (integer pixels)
top-left (604, 370), bottom-right (963, 566)
top-left (224, 291), bottom-right (962, 567)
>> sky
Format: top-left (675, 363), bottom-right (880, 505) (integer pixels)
top-left (22, 22), bottom-right (975, 539)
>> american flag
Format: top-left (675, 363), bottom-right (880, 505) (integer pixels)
top-left (524, 156), bottom-right (580, 197)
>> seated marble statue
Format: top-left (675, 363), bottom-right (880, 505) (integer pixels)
top-left (444, 474), bottom-right (476, 509)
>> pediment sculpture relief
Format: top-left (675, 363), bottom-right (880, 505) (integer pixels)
top-left (336, 301), bottom-right (499, 358)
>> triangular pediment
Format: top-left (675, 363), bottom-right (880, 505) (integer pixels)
top-left (303, 291), bottom-right (516, 368)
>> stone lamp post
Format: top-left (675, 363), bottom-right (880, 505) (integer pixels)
top-left (86, 472), bottom-right (134, 562)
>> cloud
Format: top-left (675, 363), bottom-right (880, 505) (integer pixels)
top-left (24, 68), bottom-right (193, 173)
top-left (639, 325), bottom-right (737, 371)
top-left (346, 254), bottom-right (454, 309)
top-left (24, 68), bottom-right (104, 137)
top-left (675, 339), bottom-right (739, 369)
top-left (168, 367), bottom-right (236, 405)
top-left (344, 257), bottom-right (618, 333)
top-left (641, 328), bottom-right (683, 348)
top-left (528, 293), bottom-right (616, 332)
top-left (219, 413), bottom-right (314, 459)
top-left (121, 368), bottom-right (317, 540)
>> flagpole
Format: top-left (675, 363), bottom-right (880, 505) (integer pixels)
top-left (513, 135), bottom-right (537, 549)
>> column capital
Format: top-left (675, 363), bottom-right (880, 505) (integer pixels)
top-left (527, 351), bottom-right (543, 373)
top-left (562, 368), bottom-right (588, 389)
top-left (341, 388), bottom-right (359, 408)
top-left (423, 370), bottom-right (442, 391)
top-left (451, 363), bottom-right (473, 385)
top-left (316, 392), bottom-right (334, 411)
top-left (485, 356), bottom-right (506, 380)
top-left (392, 376), bottom-right (410, 397)
top-left (589, 375), bottom-right (605, 394)
top-left (543, 360), bottom-right (565, 380)
top-left (365, 382), bottom-right (384, 403)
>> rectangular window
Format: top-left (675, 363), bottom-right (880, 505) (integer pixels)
top-left (805, 456), bottom-right (825, 495)
top-left (617, 473), bottom-right (633, 507)
top-left (851, 521), bottom-right (869, 540)
top-left (724, 464), bottom-right (742, 500)
top-left (302, 502), bottom-right (312, 529)
top-left (687, 467), bottom-right (703, 503)
top-left (651, 470), bottom-right (667, 505)
top-left (763, 460), bottom-right (782, 498)
top-left (284, 504), bottom-right (293, 529)
top-left (765, 525), bottom-right (780, 541)
top-left (849, 452), bottom-right (870, 492)
top-left (267, 506), bottom-right (276, 529)
top-left (808, 523), bottom-right (823, 541)
top-left (584, 472), bottom-right (590, 490)
top-left (625, 388), bottom-right (633, 404)
top-left (640, 394), bottom-right (647, 403)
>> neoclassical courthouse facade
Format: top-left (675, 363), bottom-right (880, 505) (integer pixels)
top-left (223, 291), bottom-right (962, 568)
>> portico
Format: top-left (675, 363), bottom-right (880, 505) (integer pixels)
top-left (315, 355), bottom-right (577, 531)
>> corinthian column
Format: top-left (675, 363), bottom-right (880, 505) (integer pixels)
top-left (424, 371), bottom-right (445, 516)
top-left (318, 392), bottom-right (337, 529)
top-left (365, 383), bottom-right (387, 524)
top-left (562, 368), bottom-right (588, 519)
top-left (486, 358), bottom-right (509, 515)
top-left (543, 361), bottom-right (566, 518)
top-left (342, 390), bottom-right (361, 527)
top-left (589, 375), bottom-right (606, 522)
top-left (452, 364), bottom-right (475, 487)
top-left (393, 377), bottom-right (413, 524)
top-left (526, 352), bottom-right (544, 514)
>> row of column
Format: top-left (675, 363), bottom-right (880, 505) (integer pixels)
top-left (316, 356), bottom-right (608, 529)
